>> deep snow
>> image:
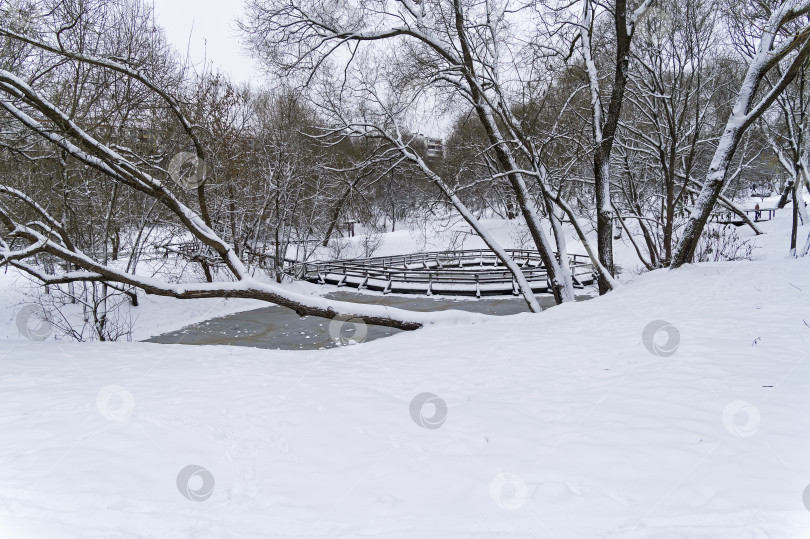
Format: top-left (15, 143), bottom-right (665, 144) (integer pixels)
top-left (1, 206), bottom-right (810, 537)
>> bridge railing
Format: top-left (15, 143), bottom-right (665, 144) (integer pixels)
top-left (295, 249), bottom-right (594, 292)
top-left (310, 249), bottom-right (590, 269)
top-left (709, 207), bottom-right (778, 223)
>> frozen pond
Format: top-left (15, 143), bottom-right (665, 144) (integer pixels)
top-left (145, 290), bottom-right (593, 350)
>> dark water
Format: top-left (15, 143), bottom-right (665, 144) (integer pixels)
top-left (145, 290), bottom-right (592, 350)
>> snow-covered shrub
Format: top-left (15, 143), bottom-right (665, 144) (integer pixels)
top-left (17, 279), bottom-right (134, 342)
top-left (325, 227), bottom-right (384, 261)
top-left (508, 222), bottom-right (533, 250)
top-left (693, 225), bottom-right (753, 263)
top-left (360, 225), bottom-right (384, 258)
top-left (326, 236), bottom-right (355, 260)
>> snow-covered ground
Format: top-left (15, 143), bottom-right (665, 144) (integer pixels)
top-left (2, 205), bottom-right (810, 537)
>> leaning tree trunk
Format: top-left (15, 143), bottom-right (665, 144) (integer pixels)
top-left (398, 144), bottom-right (544, 312)
top-left (671, 123), bottom-right (747, 267)
top-left (453, 0), bottom-right (574, 304)
top-left (671, 3), bottom-right (810, 268)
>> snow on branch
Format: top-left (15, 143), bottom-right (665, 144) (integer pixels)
top-left (0, 56), bottom-right (479, 332)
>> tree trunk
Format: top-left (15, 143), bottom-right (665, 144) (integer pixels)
top-left (791, 176), bottom-right (800, 256)
top-left (671, 126), bottom-right (742, 266)
top-left (594, 152), bottom-right (615, 293)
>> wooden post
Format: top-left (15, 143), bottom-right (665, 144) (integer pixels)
top-left (360, 271), bottom-right (369, 290)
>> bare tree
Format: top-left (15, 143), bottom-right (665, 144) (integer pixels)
top-left (762, 61), bottom-right (810, 256)
top-left (239, 0), bottom-right (628, 303)
top-left (0, 1), bottom-right (468, 331)
top-left (671, 0), bottom-right (810, 267)
top-left (618, 0), bottom-right (719, 266)
top-left (576, 0), bottom-right (653, 291)
top-left (308, 63), bottom-right (546, 311)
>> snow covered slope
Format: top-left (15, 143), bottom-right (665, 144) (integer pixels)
top-left (1, 252), bottom-right (809, 537)
top-left (2, 204), bottom-right (810, 537)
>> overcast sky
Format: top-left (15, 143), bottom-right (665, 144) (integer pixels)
top-left (152, 0), bottom-right (260, 84)
top-left (149, 0), bottom-right (448, 136)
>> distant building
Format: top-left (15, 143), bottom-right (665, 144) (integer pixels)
top-left (425, 137), bottom-right (444, 159)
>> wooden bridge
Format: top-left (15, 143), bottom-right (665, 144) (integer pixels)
top-left (296, 249), bottom-right (595, 297)
top-left (710, 207), bottom-right (777, 226)
top-left (158, 240), bottom-right (319, 270)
